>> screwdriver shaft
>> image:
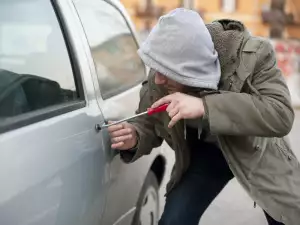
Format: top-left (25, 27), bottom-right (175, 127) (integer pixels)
top-left (101, 104), bottom-right (169, 129)
top-left (101, 111), bottom-right (148, 128)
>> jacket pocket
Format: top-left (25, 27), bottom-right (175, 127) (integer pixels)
top-left (248, 138), bottom-right (300, 224)
top-left (250, 138), bottom-right (299, 180)
top-left (249, 137), bottom-right (300, 191)
top-left (274, 137), bottom-right (299, 166)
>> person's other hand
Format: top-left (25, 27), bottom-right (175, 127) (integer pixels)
top-left (152, 92), bottom-right (205, 128)
top-left (108, 122), bottom-right (138, 150)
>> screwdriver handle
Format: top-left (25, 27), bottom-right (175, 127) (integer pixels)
top-left (147, 104), bottom-right (169, 115)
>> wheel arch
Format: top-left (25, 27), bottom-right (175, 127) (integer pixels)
top-left (149, 155), bottom-right (166, 186)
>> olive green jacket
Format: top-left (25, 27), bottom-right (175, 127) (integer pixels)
top-left (122, 20), bottom-right (299, 224)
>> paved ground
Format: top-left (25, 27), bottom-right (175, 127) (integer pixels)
top-left (158, 110), bottom-right (300, 225)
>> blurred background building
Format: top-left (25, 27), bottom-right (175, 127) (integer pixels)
top-left (121, 0), bottom-right (300, 38)
top-left (121, 0), bottom-right (300, 107)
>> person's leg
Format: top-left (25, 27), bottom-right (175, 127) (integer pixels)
top-left (159, 143), bottom-right (234, 225)
top-left (158, 172), bottom-right (231, 225)
top-left (263, 211), bottom-right (285, 225)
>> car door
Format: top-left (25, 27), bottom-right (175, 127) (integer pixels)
top-left (0, 1), bottom-right (107, 225)
top-left (71, 0), bottom-right (153, 224)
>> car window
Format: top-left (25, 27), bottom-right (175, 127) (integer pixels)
top-left (0, 0), bottom-right (80, 120)
top-left (73, 0), bottom-right (146, 99)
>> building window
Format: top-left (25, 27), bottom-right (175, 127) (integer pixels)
top-left (140, 0), bottom-right (157, 10)
top-left (179, 0), bottom-right (196, 9)
top-left (222, 0), bottom-right (236, 13)
top-left (183, 0), bottom-right (196, 9)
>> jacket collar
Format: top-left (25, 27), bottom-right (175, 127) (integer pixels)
top-left (186, 19), bottom-right (250, 93)
top-left (206, 19), bottom-right (246, 71)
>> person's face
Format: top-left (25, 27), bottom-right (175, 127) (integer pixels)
top-left (154, 72), bottom-right (185, 94)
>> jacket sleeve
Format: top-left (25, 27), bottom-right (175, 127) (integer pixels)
top-left (203, 40), bottom-right (295, 137)
top-left (120, 80), bottom-right (163, 163)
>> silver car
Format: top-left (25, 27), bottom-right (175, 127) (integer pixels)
top-left (0, 0), bottom-right (169, 224)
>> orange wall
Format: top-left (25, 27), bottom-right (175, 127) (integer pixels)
top-left (121, 0), bottom-right (300, 38)
top-left (196, 0), bottom-right (220, 12)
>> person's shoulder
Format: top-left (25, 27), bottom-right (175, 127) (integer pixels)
top-left (242, 36), bottom-right (276, 70)
top-left (242, 36), bottom-right (273, 54)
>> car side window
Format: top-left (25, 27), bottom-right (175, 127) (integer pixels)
top-left (73, 0), bottom-right (146, 99)
top-left (0, 0), bottom-right (81, 127)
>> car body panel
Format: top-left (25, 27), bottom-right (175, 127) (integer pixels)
top-left (0, 105), bottom-right (106, 225)
top-left (0, 1), bottom-right (107, 224)
top-left (0, 0), bottom-right (167, 224)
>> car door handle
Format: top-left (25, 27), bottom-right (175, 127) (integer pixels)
top-left (95, 121), bottom-right (109, 132)
top-left (95, 124), bottom-right (102, 132)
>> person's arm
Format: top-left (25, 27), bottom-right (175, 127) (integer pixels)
top-left (120, 81), bottom-right (163, 163)
top-left (203, 40), bottom-right (294, 137)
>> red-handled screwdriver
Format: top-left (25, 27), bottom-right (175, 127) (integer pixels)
top-left (101, 104), bottom-right (169, 128)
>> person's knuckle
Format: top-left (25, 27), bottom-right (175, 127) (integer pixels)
top-left (119, 134), bottom-right (126, 141)
top-left (121, 135), bottom-right (127, 141)
top-left (120, 136), bottom-right (126, 141)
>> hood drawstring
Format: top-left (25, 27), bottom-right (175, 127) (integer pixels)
top-left (198, 122), bottom-right (202, 139)
top-left (184, 119), bottom-right (202, 140)
top-left (184, 120), bottom-right (187, 140)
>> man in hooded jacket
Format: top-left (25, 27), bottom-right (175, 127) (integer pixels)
top-left (108, 8), bottom-right (300, 225)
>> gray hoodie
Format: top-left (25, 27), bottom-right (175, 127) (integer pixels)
top-left (137, 8), bottom-right (221, 90)
top-left (138, 8), bottom-right (221, 138)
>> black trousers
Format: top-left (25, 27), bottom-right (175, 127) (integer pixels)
top-left (159, 142), bottom-right (284, 225)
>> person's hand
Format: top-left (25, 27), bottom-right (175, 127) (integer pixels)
top-left (107, 121), bottom-right (138, 150)
top-left (152, 92), bottom-right (205, 128)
